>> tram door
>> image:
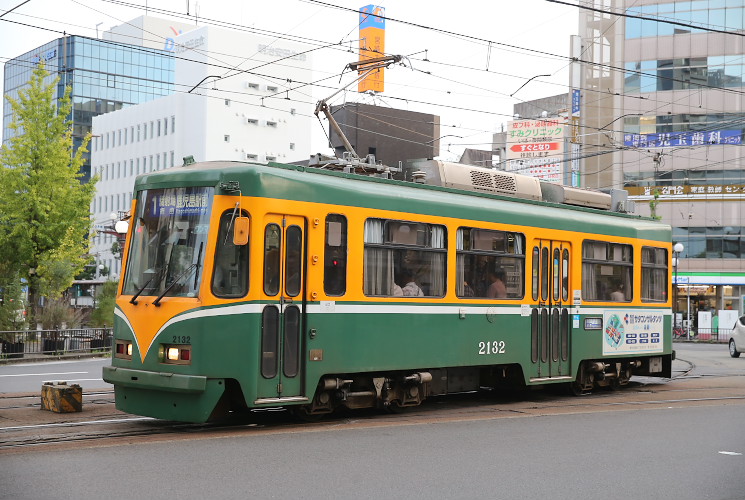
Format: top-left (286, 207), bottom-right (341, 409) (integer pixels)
top-left (257, 214), bottom-right (306, 400)
top-left (530, 240), bottom-right (572, 380)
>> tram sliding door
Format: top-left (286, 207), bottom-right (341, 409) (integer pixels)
top-left (256, 214), bottom-right (306, 401)
top-left (530, 240), bottom-right (572, 381)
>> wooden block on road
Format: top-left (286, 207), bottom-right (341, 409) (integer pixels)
top-left (41, 381), bottom-right (83, 413)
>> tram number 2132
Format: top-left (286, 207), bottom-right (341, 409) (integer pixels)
top-left (478, 340), bottom-right (506, 355)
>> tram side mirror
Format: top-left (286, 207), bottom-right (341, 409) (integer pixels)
top-left (233, 216), bottom-right (249, 245)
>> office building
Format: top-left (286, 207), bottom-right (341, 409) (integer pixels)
top-left (3, 17), bottom-right (196, 181)
top-left (579, 0), bottom-right (745, 322)
top-left (90, 24), bottom-right (314, 275)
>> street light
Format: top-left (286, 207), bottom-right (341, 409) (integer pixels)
top-left (673, 242), bottom-right (684, 334)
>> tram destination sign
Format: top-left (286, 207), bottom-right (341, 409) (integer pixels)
top-left (506, 118), bottom-right (566, 160)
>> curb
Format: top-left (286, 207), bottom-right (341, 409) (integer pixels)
top-left (0, 352), bottom-right (111, 365)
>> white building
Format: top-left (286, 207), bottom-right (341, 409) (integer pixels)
top-left (90, 23), bottom-right (314, 276)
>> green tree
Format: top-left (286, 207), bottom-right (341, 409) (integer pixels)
top-left (0, 268), bottom-right (26, 336)
top-left (0, 63), bottom-right (96, 324)
top-left (90, 281), bottom-right (117, 327)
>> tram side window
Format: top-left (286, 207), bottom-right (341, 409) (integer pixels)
top-left (582, 241), bottom-right (633, 301)
top-left (456, 227), bottom-right (525, 299)
top-left (642, 246), bottom-right (668, 302)
top-left (324, 214), bottom-right (347, 296)
top-left (212, 210), bottom-right (249, 298)
top-left (363, 218), bottom-right (446, 297)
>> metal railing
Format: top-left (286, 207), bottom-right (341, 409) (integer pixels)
top-left (673, 327), bottom-right (731, 343)
top-left (0, 328), bottom-right (113, 359)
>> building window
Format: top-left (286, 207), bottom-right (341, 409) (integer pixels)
top-left (266, 121), bottom-right (277, 128)
top-left (170, 151), bottom-right (174, 167)
top-left (456, 227), bottom-right (525, 299)
top-left (156, 155), bottom-right (160, 170)
top-left (224, 135), bottom-right (230, 142)
top-left (224, 99), bottom-right (231, 106)
top-left (363, 219), bottom-right (446, 297)
top-left (289, 143), bottom-right (295, 150)
top-left (137, 124), bottom-right (141, 141)
top-left (129, 159), bottom-right (133, 176)
top-left (150, 121), bottom-right (154, 139)
top-left (171, 116), bottom-right (175, 133)
top-left (157, 120), bottom-right (161, 137)
top-left (266, 86), bottom-right (278, 92)
top-left (266, 155), bottom-right (276, 161)
top-left (248, 82), bottom-right (259, 90)
top-left (247, 118), bottom-right (258, 125)
top-left (164, 118), bottom-right (168, 135)
top-left (582, 241), bottom-right (633, 302)
top-left (290, 108), bottom-right (296, 115)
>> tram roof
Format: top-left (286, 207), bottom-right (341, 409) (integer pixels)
top-left (133, 160), bottom-right (670, 242)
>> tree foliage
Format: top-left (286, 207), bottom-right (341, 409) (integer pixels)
top-left (0, 267), bottom-right (26, 337)
top-left (0, 63), bottom-right (96, 321)
top-left (90, 281), bottom-right (117, 327)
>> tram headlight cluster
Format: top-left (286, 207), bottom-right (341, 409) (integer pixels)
top-left (115, 340), bottom-right (133, 360)
top-left (161, 344), bottom-right (192, 365)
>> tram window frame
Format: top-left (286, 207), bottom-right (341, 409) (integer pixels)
top-left (581, 240), bottom-right (633, 302)
top-left (211, 209), bottom-right (250, 298)
top-left (641, 246), bottom-right (668, 302)
top-left (263, 224), bottom-right (281, 296)
top-left (456, 227), bottom-right (525, 299)
top-left (324, 214), bottom-right (347, 296)
top-left (531, 247), bottom-right (539, 301)
top-left (363, 218), bottom-right (447, 298)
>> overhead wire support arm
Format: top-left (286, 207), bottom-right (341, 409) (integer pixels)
top-left (314, 55), bottom-right (403, 159)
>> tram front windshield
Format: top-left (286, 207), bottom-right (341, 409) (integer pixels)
top-left (123, 187), bottom-right (214, 298)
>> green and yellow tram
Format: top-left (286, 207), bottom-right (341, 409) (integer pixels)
top-left (103, 160), bottom-right (673, 422)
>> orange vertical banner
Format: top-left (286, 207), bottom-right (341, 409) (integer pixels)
top-left (358, 5), bottom-right (386, 93)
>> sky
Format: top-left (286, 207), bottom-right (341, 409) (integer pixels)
top-left (0, 0), bottom-right (580, 160)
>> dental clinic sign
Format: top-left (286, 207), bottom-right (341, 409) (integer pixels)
top-left (624, 129), bottom-right (742, 148)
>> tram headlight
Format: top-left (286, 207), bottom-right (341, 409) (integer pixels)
top-left (162, 344), bottom-right (192, 365)
top-left (115, 340), bottom-right (133, 360)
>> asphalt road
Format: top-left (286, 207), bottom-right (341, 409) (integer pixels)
top-left (1, 344), bottom-right (743, 500)
top-left (0, 357), bottom-right (111, 393)
top-left (1, 403), bottom-right (743, 500)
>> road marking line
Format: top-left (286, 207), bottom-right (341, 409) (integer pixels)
top-left (0, 372), bottom-right (88, 377)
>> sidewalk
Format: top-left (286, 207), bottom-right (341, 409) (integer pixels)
top-left (0, 351), bottom-right (110, 365)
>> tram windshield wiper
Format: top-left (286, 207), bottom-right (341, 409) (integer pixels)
top-left (152, 242), bottom-right (203, 307)
top-left (129, 265), bottom-right (167, 305)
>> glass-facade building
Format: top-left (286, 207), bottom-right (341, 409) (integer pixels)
top-left (579, 0), bottom-right (745, 328)
top-left (3, 35), bottom-right (175, 181)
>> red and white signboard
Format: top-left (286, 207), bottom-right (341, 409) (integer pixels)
top-left (506, 118), bottom-right (566, 160)
top-left (507, 158), bottom-right (562, 184)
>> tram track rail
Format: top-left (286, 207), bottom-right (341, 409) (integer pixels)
top-left (3, 375), bottom-right (745, 451)
top-left (0, 390), bottom-right (115, 410)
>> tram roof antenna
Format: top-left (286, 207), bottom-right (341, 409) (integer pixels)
top-left (314, 55), bottom-right (402, 160)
